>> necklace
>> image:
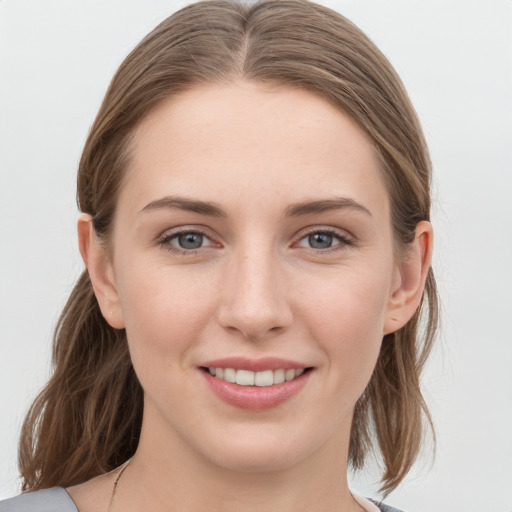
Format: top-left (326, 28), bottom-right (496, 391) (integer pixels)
top-left (107, 459), bottom-right (131, 512)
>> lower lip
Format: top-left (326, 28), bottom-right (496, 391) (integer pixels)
top-left (201, 369), bottom-right (311, 411)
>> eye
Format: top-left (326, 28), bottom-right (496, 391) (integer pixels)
top-left (158, 229), bottom-right (217, 253)
top-left (295, 229), bottom-right (352, 251)
top-left (175, 232), bottom-right (206, 250)
top-left (306, 232), bottom-right (335, 249)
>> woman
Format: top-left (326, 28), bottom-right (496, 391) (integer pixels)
top-left (0, 1), bottom-right (438, 511)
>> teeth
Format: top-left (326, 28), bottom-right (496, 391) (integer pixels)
top-left (254, 370), bottom-right (273, 387)
top-left (224, 368), bottom-right (236, 383)
top-left (236, 369), bottom-right (255, 386)
top-left (274, 368), bottom-right (285, 384)
top-left (285, 369), bottom-right (295, 381)
top-left (207, 367), bottom-right (307, 386)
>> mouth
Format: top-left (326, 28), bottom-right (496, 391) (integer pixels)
top-left (201, 367), bottom-right (312, 387)
top-left (199, 359), bottom-right (313, 410)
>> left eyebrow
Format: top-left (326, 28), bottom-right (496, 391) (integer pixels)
top-left (284, 197), bottom-right (372, 217)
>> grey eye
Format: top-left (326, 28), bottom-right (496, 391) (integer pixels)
top-left (177, 232), bottom-right (204, 249)
top-left (307, 233), bottom-right (333, 249)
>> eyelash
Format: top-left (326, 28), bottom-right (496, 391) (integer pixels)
top-left (157, 228), bottom-right (214, 255)
top-left (157, 227), bottom-right (354, 255)
top-left (296, 228), bottom-right (354, 253)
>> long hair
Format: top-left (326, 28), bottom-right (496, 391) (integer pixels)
top-left (19, 0), bottom-right (438, 495)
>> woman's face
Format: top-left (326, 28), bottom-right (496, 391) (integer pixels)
top-left (99, 82), bottom-right (405, 472)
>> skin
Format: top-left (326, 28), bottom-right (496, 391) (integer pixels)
top-left (70, 81), bottom-right (432, 512)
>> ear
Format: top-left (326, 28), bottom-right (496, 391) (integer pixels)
top-left (383, 221), bottom-right (433, 335)
top-left (77, 214), bottom-right (125, 329)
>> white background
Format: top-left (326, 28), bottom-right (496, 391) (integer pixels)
top-left (1, 1), bottom-right (511, 511)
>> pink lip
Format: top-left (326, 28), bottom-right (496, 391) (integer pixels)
top-left (200, 367), bottom-right (312, 411)
top-left (200, 357), bottom-right (308, 372)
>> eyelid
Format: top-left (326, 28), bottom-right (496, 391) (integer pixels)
top-left (293, 226), bottom-right (355, 251)
top-left (156, 226), bottom-right (221, 254)
top-left (155, 225), bottom-right (354, 255)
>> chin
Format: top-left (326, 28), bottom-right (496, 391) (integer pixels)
top-left (193, 420), bottom-right (336, 475)
top-left (207, 441), bottom-right (306, 474)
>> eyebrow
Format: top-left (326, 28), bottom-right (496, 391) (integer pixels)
top-left (140, 196), bottom-right (227, 217)
top-left (140, 195), bottom-right (371, 218)
top-left (284, 197), bottom-right (372, 217)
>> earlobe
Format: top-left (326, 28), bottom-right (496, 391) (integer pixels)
top-left (383, 221), bottom-right (433, 335)
top-left (77, 214), bottom-right (125, 329)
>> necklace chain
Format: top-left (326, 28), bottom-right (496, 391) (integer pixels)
top-left (107, 459), bottom-right (131, 512)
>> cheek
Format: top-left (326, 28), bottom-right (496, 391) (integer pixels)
top-left (297, 265), bottom-right (391, 386)
top-left (298, 261), bottom-right (391, 332)
top-left (115, 258), bottom-right (218, 370)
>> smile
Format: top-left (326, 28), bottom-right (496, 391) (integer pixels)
top-left (200, 359), bottom-right (313, 410)
top-left (206, 367), bottom-right (306, 387)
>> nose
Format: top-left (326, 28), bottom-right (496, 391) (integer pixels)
top-left (217, 246), bottom-right (293, 342)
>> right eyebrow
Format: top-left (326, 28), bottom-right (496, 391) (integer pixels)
top-left (139, 195), bottom-right (228, 218)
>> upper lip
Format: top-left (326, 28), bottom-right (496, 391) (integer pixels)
top-left (200, 357), bottom-right (310, 372)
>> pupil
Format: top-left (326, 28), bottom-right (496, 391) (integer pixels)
top-left (309, 233), bottom-right (332, 249)
top-left (179, 233), bottom-right (203, 249)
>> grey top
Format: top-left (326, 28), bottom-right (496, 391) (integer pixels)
top-left (0, 487), bottom-right (404, 512)
top-left (0, 488), bottom-right (77, 512)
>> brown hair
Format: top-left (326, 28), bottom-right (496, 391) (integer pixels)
top-left (19, 0), bottom-right (438, 496)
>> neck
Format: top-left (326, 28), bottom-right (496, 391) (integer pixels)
top-left (115, 411), bottom-right (363, 512)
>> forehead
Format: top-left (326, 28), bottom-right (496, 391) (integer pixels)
top-left (121, 81), bottom-right (389, 219)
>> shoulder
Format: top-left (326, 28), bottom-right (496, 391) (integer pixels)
top-left (354, 494), bottom-right (405, 512)
top-left (0, 487), bottom-right (78, 512)
top-left (370, 498), bottom-right (406, 512)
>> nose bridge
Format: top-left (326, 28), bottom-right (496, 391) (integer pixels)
top-left (218, 237), bottom-right (292, 340)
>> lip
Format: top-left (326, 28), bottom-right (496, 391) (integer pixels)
top-left (199, 358), bottom-right (312, 411)
top-left (200, 357), bottom-right (308, 372)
